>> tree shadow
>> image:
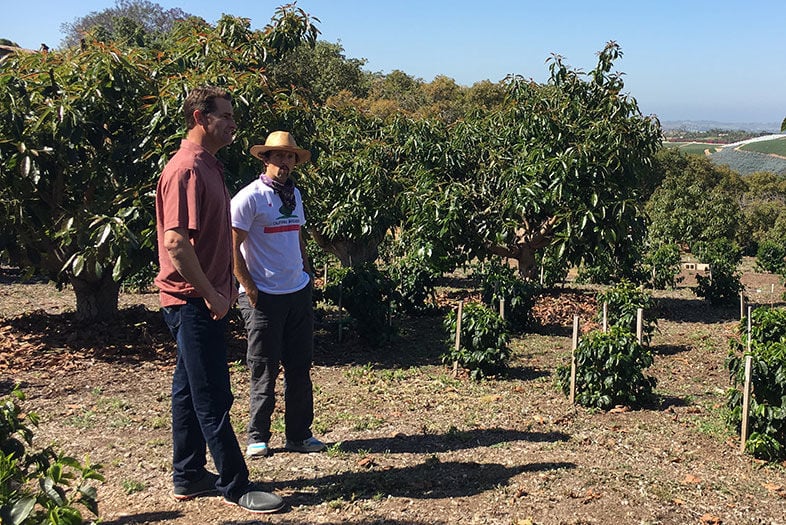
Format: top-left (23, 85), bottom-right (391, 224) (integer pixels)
top-left (505, 365), bottom-right (551, 382)
top-left (3, 306), bottom-right (178, 367)
top-left (328, 427), bottom-right (570, 455)
top-left (652, 343), bottom-right (691, 356)
top-left (100, 511), bottom-right (182, 524)
top-left (273, 459), bottom-right (575, 507)
top-left (651, 395), bottom-right (691, 410)
top-left (654, 297), bottom-right (740, 324)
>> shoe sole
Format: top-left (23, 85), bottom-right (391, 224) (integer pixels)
top-left (173, 488), bottom-right (219, 501)
top-left (223, 498), bottom-right (284, 514)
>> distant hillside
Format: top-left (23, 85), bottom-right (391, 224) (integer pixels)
top-left (662, 120), bottom-right (780, 133)
top-left (706, 134), bottom-right (786, 175)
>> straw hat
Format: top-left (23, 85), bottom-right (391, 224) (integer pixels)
top-left (249, 131), bottom-right (311, 165)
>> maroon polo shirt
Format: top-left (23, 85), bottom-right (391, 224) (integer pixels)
top-left (154, 139), bottom-right (234, 307)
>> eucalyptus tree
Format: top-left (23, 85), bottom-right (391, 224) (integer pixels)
top-left (412, 42), bottom-right (662, 278)
top-left (0, 6), bottom-right (319, 321)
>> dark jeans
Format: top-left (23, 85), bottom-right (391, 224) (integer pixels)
top-left (238, 284), bottom-right (314, 444)
top-left (163, 299), bottom-right (249, 501)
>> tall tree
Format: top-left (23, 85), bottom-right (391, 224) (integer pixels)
top-left (301, 106), bottom-right (402, 266)
top-left (60, 0), bottom-right (190, 48)
top-left (646, 148), bottom-right (744, 250)
top-left (405, 42), bottom-right (662, 278)
top-left (0, 6), bottom-right (319, 321)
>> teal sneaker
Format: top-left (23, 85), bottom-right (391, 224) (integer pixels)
top-left (245, 442), bottom-right (270, 458)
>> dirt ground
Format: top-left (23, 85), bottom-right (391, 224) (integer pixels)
top-left (3, 266), bottom-right (786, 525)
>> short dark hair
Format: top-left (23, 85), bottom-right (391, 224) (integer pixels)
top-left (183, 86), bottom-right (232, 130)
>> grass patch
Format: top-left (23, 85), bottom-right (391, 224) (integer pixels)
top-left (739, 136), bottom-right (786, 156)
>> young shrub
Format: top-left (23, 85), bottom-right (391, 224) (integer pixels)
top-left (387, 250), bottom-right (441, 315)
top-left (442, 302), bottom-right (511, 380)
top-left (755, 239), bottom-right (786, 274)
top-left (323, 263), bottom-right (397, 346)
top-left (726, 306), bottom-right (786, 461)
top-left (595, 279), bottom-right (657, 345)
top-left (556, 325), bottom-right (657, 410)
top-left (0, 388), bottom-right (104, 525)
top-left (692, 239), bottom-right (744, 306)
top-left (473, 259), bottom-right (542, 332)
top-left (643, 243), bottom-right (683, 290)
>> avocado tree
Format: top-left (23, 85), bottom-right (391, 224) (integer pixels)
top-left (646, 147), bottom-right (745, 250)
top-left (301, 106), bottom-right (403, 266)
top-left (0, 6), bottom-right (319, 321)
top-left (405, 42), bottom-right (662, 278)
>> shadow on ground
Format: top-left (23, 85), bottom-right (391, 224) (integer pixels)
top-left (274, 458), bottom-right (575, 507)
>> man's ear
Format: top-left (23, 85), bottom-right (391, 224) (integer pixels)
top-left (193, 109), bottom-right (208, 127)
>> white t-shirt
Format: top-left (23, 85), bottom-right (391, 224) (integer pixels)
top-left (231, 178), bottom-right (310, 295)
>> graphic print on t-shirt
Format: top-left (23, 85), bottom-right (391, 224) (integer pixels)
top-left (264, 205), bottom-right (301, 234)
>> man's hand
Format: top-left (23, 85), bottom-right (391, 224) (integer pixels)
top-left (205, 292), bottom-right (230, 320)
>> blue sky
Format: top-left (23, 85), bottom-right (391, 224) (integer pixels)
top-left (2, 0), bottom-right (785, 125)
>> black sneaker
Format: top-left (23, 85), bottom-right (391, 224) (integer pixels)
top-left (224, 486), bottom-right (284, 514)
top-left (173, 471), bottom-right (219, 501)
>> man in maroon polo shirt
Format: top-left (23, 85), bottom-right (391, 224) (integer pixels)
top-left (155, 86), bottom-right (283, 514)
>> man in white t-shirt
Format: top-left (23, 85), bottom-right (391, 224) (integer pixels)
top-left (231, 131), bottom-right (325, 458)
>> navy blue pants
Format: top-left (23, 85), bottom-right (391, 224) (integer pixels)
top-left (163, 299), bottom-right (249, 501)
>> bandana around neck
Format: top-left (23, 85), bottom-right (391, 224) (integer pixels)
top-left (260, 174), bottom-right (296, 213)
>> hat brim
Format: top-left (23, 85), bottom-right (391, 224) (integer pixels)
top-left (250, 144), bottom-right (311, 165)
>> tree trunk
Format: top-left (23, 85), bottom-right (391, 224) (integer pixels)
top-left (515, 246), bottom-right (538, 280)
top-left (70, 272), bottom-right (121, 322)
top-left (307, 228), bottom-right (383, 267)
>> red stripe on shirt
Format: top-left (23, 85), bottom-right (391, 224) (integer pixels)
top-left (263, 224), bottom-right (301, 233)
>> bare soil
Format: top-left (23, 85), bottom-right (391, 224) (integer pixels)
top-left (3, 267), bottom-right (786, 525)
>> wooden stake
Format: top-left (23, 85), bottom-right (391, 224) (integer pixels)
top-left (569, 316), bottom-right (579, 404)
top-left (739, 292), bottom-right (745, 321)
top-left (499, 297), bottom-right (506, 320)
top-left (602, 302), bottom-right (608, 333)
top-left (452, 301), bottom-right (463, 377)
top-left (323, 262), bottom-right (329, 288)
top-left (740, 355), bottom-right (753, 453)
top-left (636, 308), bottom-right (643, 344)
top-left (337, 283), bottom-right (343, 343)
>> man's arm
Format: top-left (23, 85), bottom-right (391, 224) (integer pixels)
top-left (163, 227), bottom-right (229, 320)
top-left (299, 230), bottom-right (313, 279)
top-left (232, 227), bottom-right (259, 307)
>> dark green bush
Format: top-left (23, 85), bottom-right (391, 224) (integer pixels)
top-left (644, 243), bottom-right (682, 290)
top-left (693, 239), bottom-right (744, 305)
top-left (473, 260), bottom-right (541, 331)
top-left (755, 240), bottom-right (786, 274)
top-left (726, 306), bottom-right (786, 461)
top-left (0, 388), bottom-right (104, 525)
top-left (556, 325), bottom-right (657, 410)
top-left (387, 251), bottom-right (440, 315)
top-left (595, 279), bottom-right (657, 345)
top-left (442, 302), bottom-right (511, 380)
top-left (324, 263), bottom-right (396, 346)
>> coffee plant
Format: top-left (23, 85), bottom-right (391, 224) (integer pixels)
top-left (0, 389), bottom-right (104, 525)
top-left (595, 279), bottom-right (657, 345)
top-left (755, 239), bottom-right (786, 274)
top-left (726, 306), bottom-right (786, 460)
top-left (693, 239), bottom-right (744, 305)
top-left (473, 260), bottom-right (541, 332)
top-left (323, 263), bottom-right (397, 346)
top-left (442, 302), bottom-right (511, 380)
top-left (644, 243), bottom-right (682, 290)
top-left (556, 325), bottom-right (657, 410)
